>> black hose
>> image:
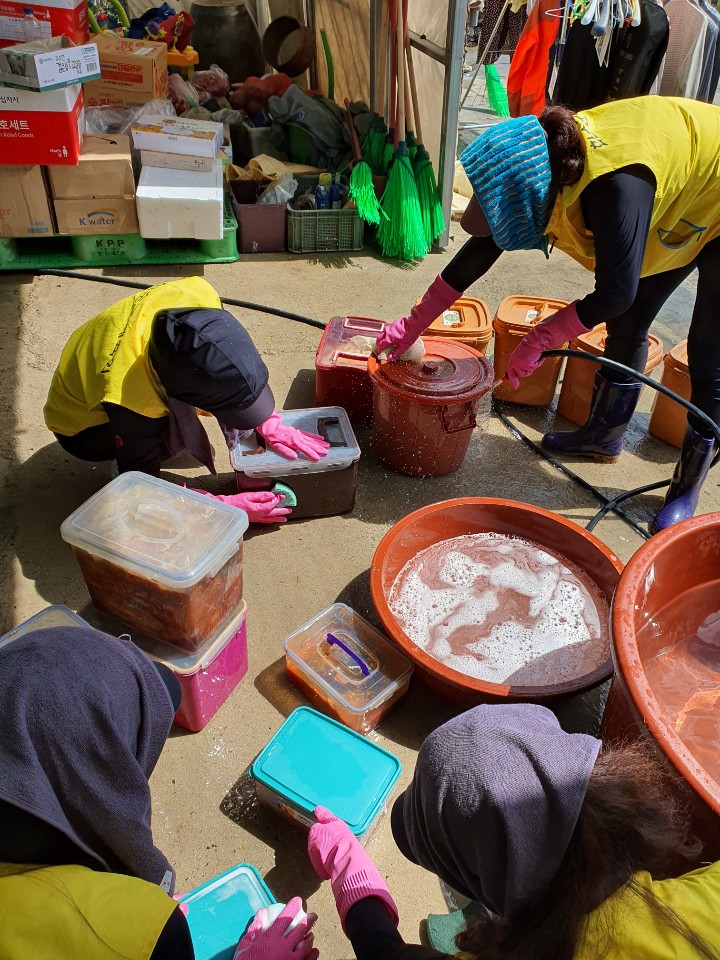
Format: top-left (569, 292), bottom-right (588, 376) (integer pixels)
top-left (36, 269), bottom-right (327, 330)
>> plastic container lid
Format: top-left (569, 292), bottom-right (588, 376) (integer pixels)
top-left (61, 472), bottom-right (249, 590)
top-left (493, 296), bottom-right (569, 333)
top-left (179, 863), bottom-right (275, 960)
top-left (316, 316), bottom-right (386, 369)
top-left (250, 706), bottom-right (402, 836)
top-left (426, 297), bottom-right (492, 342)
top-left (230, 407), bottom-right (360, 478)
top-left (284, 603), bottom-right (413, 717)
top-left (665, 339), bottom-right (689, 374)
top-left (569, 323), bottom-right (664, 368)
top-left (0, 605), bottom-right (90, 650)
top-left (369, 337), bottom-right (493, 404)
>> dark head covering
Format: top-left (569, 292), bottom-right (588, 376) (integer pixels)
top-left (148, 307), bottom-right (275, 429)
top-left (0, 627), bottom-right (176, 891)
top-left (391, 704), bottom-right (600, 919)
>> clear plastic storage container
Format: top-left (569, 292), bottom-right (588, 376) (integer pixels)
top-left (230, 407), bottom-right (361, 519)
top-left (284, 603), bottom-right (412, 732)
top-left (61, 472), bottom-right (249, 652)
top-left (0, 605), bottom-right (90, 649)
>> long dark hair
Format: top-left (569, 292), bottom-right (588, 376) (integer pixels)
top-left (539, 104), bottom-right (586, 190)
top-left (456, 741), bottom-right (716, 960)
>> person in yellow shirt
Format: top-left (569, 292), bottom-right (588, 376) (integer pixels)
top-left (376, 97), bottom-right (720, 534)
top-left (44, 277), bottom-right (329, 524)
top-left (306, 704), bottom-right (720, 960)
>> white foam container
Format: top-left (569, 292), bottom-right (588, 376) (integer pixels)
top-left (136, 161), bottom-right (224, 240)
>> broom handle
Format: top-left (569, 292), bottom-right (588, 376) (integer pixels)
top-left (344, 98), bottom-right (363, 161)
top-left (389, 0), bottom-right (397, 133)
top-left (395, 0), bottom-right (404, 145)
top-left (406, 32), bottom-right (423, 143)
top-left (375, 0), bottom-right (389, 117)
top-left (401, 0), bottom-right (414, 132)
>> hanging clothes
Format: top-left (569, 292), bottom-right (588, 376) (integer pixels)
top-left (552, 21), bottom-right (618, 111)
top-left (477, 0), bottom-right (528, 65)
top-left (506, 0), bottom-right (560, 116)
top-left (700, 0), bottom-right (720, 102)
top-left (695, 0), bottom-right (720, 102)
top-left (607, 0), bottom-right (670, 100)
top-left (659, 0), bottom-right (710, 99)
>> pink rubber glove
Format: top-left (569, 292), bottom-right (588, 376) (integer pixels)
top-left (192, 488), bottom-right (292, 524)
top-left (233, 898), bottom-right (319, 960)
top-left (307, 806), bottom-right (398, 934)
top-left (505, 301), bottom-right (587, 389)
top-left (257, 412), bottom-right (331, 462)
top-left (375, 274), bottom-right (462, 361)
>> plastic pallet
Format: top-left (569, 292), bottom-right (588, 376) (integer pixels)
top-left (0, 196), bottom-right (239, 271)
top-left (287, 205), bottom-right (363, 254)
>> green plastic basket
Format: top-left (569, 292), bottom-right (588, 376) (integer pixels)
top-left (287, 206), bottom-right (363, 254)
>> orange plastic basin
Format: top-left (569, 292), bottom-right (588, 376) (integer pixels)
top-left (648, 339), bottom-right (691, 448)
top-left (557, 324), bottom-right (664, 427)
top-left (492, 296), bottom-right (569, 406)
top-left (370, 497), bottom-right (622, 708)
top-left (602, 514), bottom-right (720, 864)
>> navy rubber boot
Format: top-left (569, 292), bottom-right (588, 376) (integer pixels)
top-left (651, 423), bottom-right (716, 534)
top-left (542, 372), bottom-right (642, 463)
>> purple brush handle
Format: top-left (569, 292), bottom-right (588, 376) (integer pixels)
top-left (326, 633), bottom-right (370, 676)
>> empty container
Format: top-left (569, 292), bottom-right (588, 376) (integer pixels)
top-left (0, 605), bottom-right (90, 648)
top-left (284, 602), bottom-right (413, 733)
top-left (230, 407), bottom-right (360, 519)
top-left (315, 315), bottom-right (387, 424)
top-left (424, 296), bottom-right (492, 355)
top-left (136, 161), bottom-right (224, 240)
top-left (61, 472), bottom-right (249, 653)
top-left (179, 863), bottom-right (275, 960)
top-left (492, 296), bottom-right (569, 405)
top-left (249, 706), bottom-right (401, 840)
top-left (229, 179), bottom-right (287, 254)
top-left (557, 324), bottom-right (664, 427)
top-left (649, 340), bottom-right (691, 448)
top-left (368, 338), bottom-right (494, 478)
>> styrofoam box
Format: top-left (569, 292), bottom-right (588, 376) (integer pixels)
top-left (136, 161), bottom-right (223, 240)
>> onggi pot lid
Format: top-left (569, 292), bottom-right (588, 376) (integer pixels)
top-left (370, 337), bottom-right (492, 401)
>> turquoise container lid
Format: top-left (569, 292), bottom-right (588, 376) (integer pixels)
top-left (179, 863), bottom-right (275, 960)
top-left (250, 706), bottom-right (402, 836)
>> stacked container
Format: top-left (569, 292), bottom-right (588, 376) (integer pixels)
top-left (492, 296), bottom-right (569, 405)
top-left (315, 316), bottom-right (387, 424)
top-left (649, 340), bottom-right (691, 448)
top-left (0, 604), bottom-right (90, 648)
top-left (424, 296), bottom-right (493, 355)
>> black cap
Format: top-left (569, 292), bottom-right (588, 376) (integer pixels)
top-left (149, 308), bottom-right (275, 430)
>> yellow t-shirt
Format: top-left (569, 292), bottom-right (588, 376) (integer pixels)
top-left (0, 862), bottom-right (176, 960)
top-left (44, 276), bottom-right (222, 438)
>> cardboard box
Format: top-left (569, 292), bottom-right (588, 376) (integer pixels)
top-left (0, 83), bottom-right (84, 164)
top-left (0, 164), bottom-right (54, 236)
top-left (0, 0), bottom-right (88, 48)
top-left (0, 36), bottom-right (99, 90)
top-left (49, 134), bottom-right (135, 199)
top-left (140, 149), bottom-right (219, 173)
top-left (131, 116), bottom-right (223, 159)
top-left (53, 196), bottom-right (138, 234)
top-left (83, 34), bottom-right (167, 104)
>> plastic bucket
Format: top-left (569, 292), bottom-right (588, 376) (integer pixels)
top-left (492, 296), bottom-right (569, 405)
top-left (368, 337), bottom-right (494, 478)
top-left (649, 340), bottom-right (691, 448)
top-left (557, 324), bottom-right (664, 427)
top-left (601, 514), bottom-right (720, 864)
top-left (370, 497), bottom-right (622, 708)
top-left (423, 296), bottom-right (493, 355)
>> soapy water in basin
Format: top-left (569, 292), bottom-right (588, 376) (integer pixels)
top-left (388, 533), bottom-right (610, 686)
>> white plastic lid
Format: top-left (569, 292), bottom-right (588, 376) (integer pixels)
top-left (284, 603), bottom-right (412, 715)
top-left (230, 407), bottom-right (360, 478)
top-left (0, 605), bottom-right (90, 649)
top-left (61, 472), bottom-right (249, 589)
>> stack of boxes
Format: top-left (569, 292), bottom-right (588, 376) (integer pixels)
top-left (83, 33), bottom-right (167, 108)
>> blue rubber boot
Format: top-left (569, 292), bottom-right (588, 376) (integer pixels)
top-left (651, 423), bottom-right (716, 534)
top-left (542, 372), bottom-right (642, 463)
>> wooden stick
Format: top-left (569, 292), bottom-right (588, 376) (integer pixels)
top-left (389, 0), bottom-right (397, 134)
top-left (401, 0), bottom-right (414, 132)
top-left (405, 32), bottom-right (423, 143)
top-left (395, 0), bottom-right (404, 146)
top-left (344, 98), bottom-right (363, 161)
top-left (376, 0), bottom-right (390, 117)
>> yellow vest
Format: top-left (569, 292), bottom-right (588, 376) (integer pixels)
top-left (547, 97), bottom-right (720, 278)
top-left (44, 276), bottom-right (222, 437)
top-left (0, 862), bottom-right (176, 960)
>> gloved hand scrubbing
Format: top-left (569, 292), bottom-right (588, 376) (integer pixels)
top-left (375, 275), bottom-right (461, 361)
top-left (193, 488), bottom-right (292, 524)
top-left (505, 301), bottom-right (587, 388)
top-left (257, 412), bottom-right (330, 462)
top-left (233, 898), bottom-right (319, 959)
top-left (308, 806), bottom-right (398, 933)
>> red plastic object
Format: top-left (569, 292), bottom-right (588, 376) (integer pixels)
top-left (370, 497), bottom-right (622, 708)
top-left (368, 337), bottom-right (493, 477)
top-left (315, 315), bottom-right (387, 424)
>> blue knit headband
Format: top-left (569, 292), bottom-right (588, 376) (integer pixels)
top-left (461, 116), bottom-right (552, 255)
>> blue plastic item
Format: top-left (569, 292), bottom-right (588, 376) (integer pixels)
top-left (179, 863), bottom-right (276, 960)
top-left (250, 706), bottom-right (402, 838)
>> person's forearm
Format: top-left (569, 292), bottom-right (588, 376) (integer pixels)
top-left (345, 899), bottom-right (447, 960)
top-left (441, 235), bottom-right (503, 293)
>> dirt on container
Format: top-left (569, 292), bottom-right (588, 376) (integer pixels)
top-left (649, 340), bottom-right (691, 448)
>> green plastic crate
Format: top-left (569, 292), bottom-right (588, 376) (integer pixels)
top-left (287, 205), bottom-right (363, 254)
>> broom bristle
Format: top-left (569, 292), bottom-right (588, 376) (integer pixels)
top-left (382, 139), bottom-right (395, 175)
top-left (377, 147), bottom-right (428, 260)
top-left (414, 146), bottom-right (445, 247)
top-left (350, 160), bottom-right (383, 225)
top-left (363, 117), bottom-right (388, 174)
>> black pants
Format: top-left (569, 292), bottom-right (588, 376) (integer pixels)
top-left (54, 422), bottom-right (115, 461)
top-left (603, 235), bottom-right (720, 435)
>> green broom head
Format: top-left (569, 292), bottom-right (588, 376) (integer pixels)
top-left (382, 136), bottom-right (395, 175)
top-left (350, 159), bottom-right (383, 225)
top-left (376, 142), bottom-right (428, 260)
top-left (406, 129), bottom-right (418, 159)
top-left (414, 143), bottom-right (445, 247)
top-left (363, 116), bottom-right (388, 174)
top-left (484, 64), bottom-right (510, 118)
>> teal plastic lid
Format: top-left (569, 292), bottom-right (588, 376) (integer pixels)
top-left (250, 706), bottom-right (401, 836)
top-left (0, 605), bottom-right (90, 649)
top-left (179, 863), bottom-right (275, 960)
